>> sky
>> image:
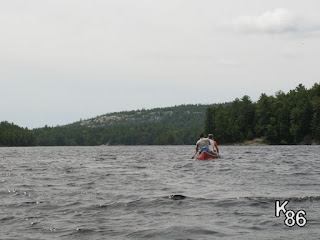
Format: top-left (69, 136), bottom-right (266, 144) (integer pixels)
top-left (1, 0), bottom-right (320, 129)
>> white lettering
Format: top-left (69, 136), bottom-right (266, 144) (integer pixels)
top-left (275, 200), bottom-right (289, 217)
top-left (295, 210), bottom-right (307, 227)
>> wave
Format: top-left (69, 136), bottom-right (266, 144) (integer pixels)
top-left (157, 194), bottom-right (320, 206)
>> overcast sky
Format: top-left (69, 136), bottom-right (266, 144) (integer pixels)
top-left (1, 0), bottom-right (320, 129)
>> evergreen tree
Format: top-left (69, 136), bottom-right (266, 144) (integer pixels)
top-left (204, 106), bottom-right (215, 135)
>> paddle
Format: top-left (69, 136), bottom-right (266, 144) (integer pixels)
top-left (191, 152), bottom-right (197, 159)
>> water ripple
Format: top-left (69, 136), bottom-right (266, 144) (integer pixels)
top-left (1, 145), bottom-right (320, 239)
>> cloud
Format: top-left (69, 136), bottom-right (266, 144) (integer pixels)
top-left (231, 8), bottom-right (318, 34)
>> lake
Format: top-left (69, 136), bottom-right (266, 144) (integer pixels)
top-left (1, 145), bottom-right (320, 239)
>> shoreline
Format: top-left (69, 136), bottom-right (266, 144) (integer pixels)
top-left (225, 137), bottom-right (320, 146)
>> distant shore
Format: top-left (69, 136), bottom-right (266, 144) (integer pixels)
top-left (229, 138), bottom-right (267, 146)
top-left (228, 137), bottom-right (320, 146)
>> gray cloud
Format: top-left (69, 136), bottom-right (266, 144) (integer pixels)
top-left (231, 8), bottom-right (319, 34)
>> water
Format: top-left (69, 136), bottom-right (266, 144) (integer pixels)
top-left (1, 145), bottom-right (320, 239)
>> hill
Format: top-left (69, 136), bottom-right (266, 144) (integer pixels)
top-left (32, 104), bottom-right (223, 146)
top-left (4, 82), bottom-right (319, 147)
top-left (75, 104), bottom-right (209, 128)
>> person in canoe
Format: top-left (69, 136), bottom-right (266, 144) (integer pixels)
top-left (195, 133), bottom-right (210, 154)
top-left (208, 134), bottom-right (219, 154)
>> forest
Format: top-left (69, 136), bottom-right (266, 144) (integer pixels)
top-left (31, 104), bottom-right (209, 146)
top-left (0, 121), bottom-right (37, 146)
top-left (204, 83), bottom-right (320, 145)
top-left (1, 83), bottom-right (319, 146)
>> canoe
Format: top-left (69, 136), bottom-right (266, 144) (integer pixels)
top-left (196, 151), bottom-right (219, 160)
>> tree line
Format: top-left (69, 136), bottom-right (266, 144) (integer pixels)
top-left (1, 83), bottom-right (319, 146)
top-left (31, 124), bottom-right (201, 146)
top-left (204, 83), bottom-right (320, 144)
top-left (0, 121), bottom-right (37, 146)
top-left (0, 104), bottom-right (208, 146)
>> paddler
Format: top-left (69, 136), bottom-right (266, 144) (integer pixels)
top-left (208, 134), bottom-right (219, 154)
top-left (196, 133), bottom-right (210, 154)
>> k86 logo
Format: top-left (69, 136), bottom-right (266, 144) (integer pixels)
top-left (275, 200), bottom-right (307, 227)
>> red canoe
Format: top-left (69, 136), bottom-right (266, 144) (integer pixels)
top-left (196, 151), bottom-right (219, 160)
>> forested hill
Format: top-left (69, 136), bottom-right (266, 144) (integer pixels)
top-left (204, 83), bottom-right (320, 145)
top-left (73, 104), bottom-right (211, 128)
top-left (2, 83), bottom-right (320, 146)
top-left (31, 104), bottom-right (221, 146)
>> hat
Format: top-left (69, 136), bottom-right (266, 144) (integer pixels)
top-left (208, 134), bottom-right (213, 139)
